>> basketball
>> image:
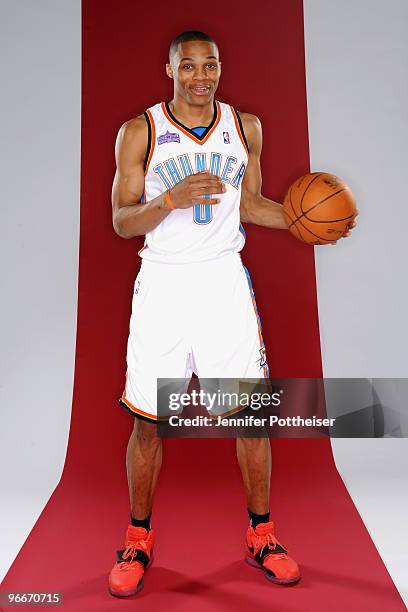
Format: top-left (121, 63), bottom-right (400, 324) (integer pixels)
top-left (283, 172), bottom-right (357, 245)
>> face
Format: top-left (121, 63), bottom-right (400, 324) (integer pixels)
top-left (166, 40), bottom-right (221, 105)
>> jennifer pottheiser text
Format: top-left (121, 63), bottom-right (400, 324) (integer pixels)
top-left (167, 415), bottom-right (336, 427)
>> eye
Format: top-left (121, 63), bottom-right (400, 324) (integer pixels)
top-left (182, 64), bottom-right (193, 70)
top-left (207, 63), bottom-right (217, 69)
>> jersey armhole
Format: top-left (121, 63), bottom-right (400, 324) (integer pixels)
top-left (143, 110), bottom-right (154, 173)
top-left (232, 107), bottom-right (250, 155)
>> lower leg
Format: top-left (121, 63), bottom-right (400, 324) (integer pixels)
top-left (126, 418), bottom-right (162, 521)
top-left (236, 437), bottom-right (271, 516)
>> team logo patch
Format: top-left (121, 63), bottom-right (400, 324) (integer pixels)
top-left (158, 131), bottom-right (180, 145)
top-left (223, 131), bottom-right (230, 144)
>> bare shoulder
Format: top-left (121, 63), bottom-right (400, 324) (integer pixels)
top-left (115, 114), bottom-right (148, 163)
top-left (117, 114), bottom-right (148, 145)
top-left (235, 111), bottom-right (262, 153)
top-left (236, 111), bottom-right (262, 131)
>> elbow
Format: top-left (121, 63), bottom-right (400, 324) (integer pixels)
top-left (112, 204), bottom-right (145, 238)
top-left (112, 208), bottom-right (143, 239)
top-left (113, 216), bottom-right (134, 239)
top-left (240, 203), bottom-right (252, 224)
top-left (240, 210), bottom-right (251, 224)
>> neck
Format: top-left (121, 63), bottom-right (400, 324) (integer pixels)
top-left (169, 94), bottom-right (215, 128)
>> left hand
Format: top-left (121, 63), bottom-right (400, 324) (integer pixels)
top-left (342, 214), bottom-right (358, 238)
top-left (329, 214), bottom-right (358, 244)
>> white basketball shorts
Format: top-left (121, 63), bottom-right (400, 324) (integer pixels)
top-left (119, 252), bottom-right (269, 421)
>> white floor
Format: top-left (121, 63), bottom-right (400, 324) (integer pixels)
top-left (0, 484), bottom-right (59, 583)
top-left (331, 439), bottom-right (408, 605)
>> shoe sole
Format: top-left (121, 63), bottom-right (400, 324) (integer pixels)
top-left (245, 555), bottom-right (301, 585)
top-left (108, 555), bottom-right (154, 597)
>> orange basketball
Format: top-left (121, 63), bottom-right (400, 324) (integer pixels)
top-left (283, 172), bottom-right (357, 245)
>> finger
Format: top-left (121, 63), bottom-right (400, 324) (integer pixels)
top-left (190, 173), bottom-right (224, 186)
top-left (191, 180), bottom-right (225, 192)
top-left (194, 184), bottom-right (227, 194)
top-left (193, 196), bottom-right (221, 205)
top-left (191, 186), bottom-right (226, 196)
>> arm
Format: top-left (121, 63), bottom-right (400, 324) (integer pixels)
top-left (238, 112), bottom-right (287, 230)
top-left (112, 116), bottom-right (226, 239)
top-left (112, 115), bottom-right (172, 238)
top-left (238, 112), bottom-right (356, 238)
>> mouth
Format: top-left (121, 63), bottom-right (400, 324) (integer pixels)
top-left (190, 85), bottom-right (212, 96)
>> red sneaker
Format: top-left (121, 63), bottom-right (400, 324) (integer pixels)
top-left (108, 525), bottom-right (154, 597)
top-left (245, 521), bottom-right (300, 584)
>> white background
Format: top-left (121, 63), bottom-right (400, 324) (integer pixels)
top-left (0, 0), bottom-right (80, 582)
top-left (304, 0), bottom-right (408, 603)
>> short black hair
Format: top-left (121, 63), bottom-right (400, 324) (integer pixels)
top-left (169, 30), bottom-right (218, 62)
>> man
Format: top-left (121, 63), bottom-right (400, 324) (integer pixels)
top-left (108, 30), bottom-right (350, 597)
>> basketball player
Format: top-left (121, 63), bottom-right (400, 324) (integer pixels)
top-left (108, 30), bottom-right (353, 597)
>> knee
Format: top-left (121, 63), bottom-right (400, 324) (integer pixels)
top-left (237, 436), bottom-right (269, 449)
top-left (132, 418), bottom-right (160, 446)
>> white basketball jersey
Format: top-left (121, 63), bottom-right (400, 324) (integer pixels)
top-left (139, 100), bottom-right (248, 263)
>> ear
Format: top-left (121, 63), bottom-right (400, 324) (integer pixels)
top-left (166, 63), bottom-right (173, 79)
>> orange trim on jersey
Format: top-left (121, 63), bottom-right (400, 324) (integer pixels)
top-left (120, 389), bottom-right (171, 422)
top-left (138, 245), bottom-right (146, 257)
top-left (230, 106), bottom-right (249, 155)
top-left (120, 394), bottom-right (157, 421)
top-left (244, 270), bottom-right (269, 380)
top-left (251, 299), bottom-right (268, 379)
top-left (144, 109), bottom-right (156, 174)
top-left (161, 100), bottom-right (221, 146)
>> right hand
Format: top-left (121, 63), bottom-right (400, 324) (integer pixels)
top-left (167, 171), bottom-right (226, 209)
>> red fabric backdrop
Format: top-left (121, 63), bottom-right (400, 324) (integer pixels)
top-left (1, 1), bottom-right (405, 610)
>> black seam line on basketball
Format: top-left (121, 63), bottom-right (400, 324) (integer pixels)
top-left (293, 218), bottom-right (311, 243)
top-left (289, 193), bottom-right (327, 241)
top-left (288, 186), bottom-right (298, 229)
top-left (289, 191), bottom-right (308, 242)
top-left (297, 173), bottom-right (315, 189)
top-left (295, 215), bottom-right (334, 242)
top-left (282, 189), bottom-right (296, 228)
top-left (302, 188), bottom-right (347, 218)
top-left (302, 212), bottom-right (355, 224)
top-left (289, 196), bottom-right (321, 243)
top-left (283, 209), bottom-right (296, 230)
top-left (290, 218), bottom-right (307, 241)
top-left (299, 173), bottom-right (324, 215)
top-left (291, 188), bottom-right (348, 225)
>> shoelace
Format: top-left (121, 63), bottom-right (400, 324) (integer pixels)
top-left (254, 531), bottom-right (288, 560)
top-left (119, 539), bottom-right (148, 571)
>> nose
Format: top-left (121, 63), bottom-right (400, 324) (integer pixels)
top-left (193, 66), bottom-right (208, 80)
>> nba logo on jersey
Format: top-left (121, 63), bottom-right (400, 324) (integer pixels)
top-left (223, 131), bottom-right (230, 144)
